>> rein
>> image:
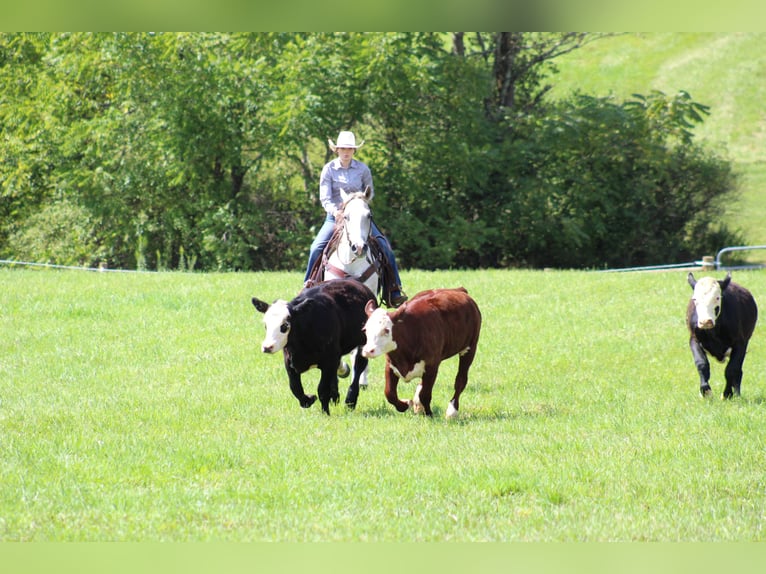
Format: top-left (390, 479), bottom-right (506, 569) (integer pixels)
top-left (324, 258), bottom-right (378, 283)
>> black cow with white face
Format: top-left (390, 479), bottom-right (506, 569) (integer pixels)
top-left (252, 279), bottom-right (373, 415)
top-left (687, 272), bottom-right (758, 399)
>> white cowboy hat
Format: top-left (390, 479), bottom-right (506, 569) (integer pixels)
top-left (328, 131), bottom-right (364, 151)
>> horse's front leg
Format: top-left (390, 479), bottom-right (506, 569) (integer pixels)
top-left (345, 347), bottom-right (369, 409)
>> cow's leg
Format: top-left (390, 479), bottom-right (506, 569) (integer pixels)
top-left (447, 349), bottom-right (476, 419)
top-left (345, 347), bottom-right (369, 409)
top-left (722, 343), bottom-right (748, 399)
top-left (414, 365), bottom-right (438, 417)
top-left (384, 360), bottom-right (410, 412)
top-left (285, 358), bottom-right (316, 409)
top-left (690, 337), bottom-right (712, 397)
top-left (316, 363), bottom-right (340, 415)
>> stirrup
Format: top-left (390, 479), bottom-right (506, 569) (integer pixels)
top-left (390, 290), bottom-right (408, 307)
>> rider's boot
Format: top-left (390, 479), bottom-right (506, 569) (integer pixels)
top-left (390, 286), bottom-right (408, 307)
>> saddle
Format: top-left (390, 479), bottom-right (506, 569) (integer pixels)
top-left (306, 223), bottom-right (398, 307)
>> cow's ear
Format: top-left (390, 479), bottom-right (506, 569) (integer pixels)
top-left (720, 272), bottom-right (732, 291)
top-left (252, 297), bottom-right (270, 313)
top-left (365, 299), bottom-right (377, 317)
top-left (687, 272), bottom-right (697, 289)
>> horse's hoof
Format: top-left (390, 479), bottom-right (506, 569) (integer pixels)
top-left (337, 362), bottom-right (350, 378)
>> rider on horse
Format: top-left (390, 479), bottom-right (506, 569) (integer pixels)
top-left (303, 131), bottom-right (408, 307)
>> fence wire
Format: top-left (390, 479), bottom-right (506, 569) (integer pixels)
top-left (0, 259), bottom-right (155, 273)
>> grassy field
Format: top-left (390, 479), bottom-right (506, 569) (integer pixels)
top-left (551, 32), bottom-right (766, 251)
top-left (2, 267), bottom-right (765, 541)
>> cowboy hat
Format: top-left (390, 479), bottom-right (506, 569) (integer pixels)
top-left (328, 131), bottom-right (364, 151)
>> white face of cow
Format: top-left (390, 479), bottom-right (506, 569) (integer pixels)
top-left (260, 300), bottom-right (291, 353)
top-left (691, 276), bottom-right (722, 330)
top-left (362, 308), bottom-right (397, 358)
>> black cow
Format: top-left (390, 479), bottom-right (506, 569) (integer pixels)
top-left (252, 279), bottom-right (373, 414)
top-left (687, 272), bottom-right (758, 398)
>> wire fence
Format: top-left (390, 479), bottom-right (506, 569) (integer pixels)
top-left (3, 245), bottom-right (766, 275)
top-left (0, 259), bottom-right (155, 273)
top-left (598, 245), bottom-right (766, 273)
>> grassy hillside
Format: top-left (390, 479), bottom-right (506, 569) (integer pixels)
top-left (550, 32), bottom-right (766, 252)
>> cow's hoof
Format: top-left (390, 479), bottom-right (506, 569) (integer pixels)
top-left (394, 400), bottom-right (412, 413)
top-left (345, 401), bottom-right (357, 410)
top-left (337, 362), bottom-right (350, 378)
top-left (301, 395), bottom-right (317, 408)
top-left (700, 386), bottom-right (712, 398)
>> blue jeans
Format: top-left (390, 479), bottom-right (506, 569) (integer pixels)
top-left (304, 214), bottom-right (403, 290)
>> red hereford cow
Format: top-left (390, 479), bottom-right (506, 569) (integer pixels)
top-left (362, 287), bottom-right (481, 418)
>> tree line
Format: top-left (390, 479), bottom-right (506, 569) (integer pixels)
top-left (0, 32), bottom-right (741, 271)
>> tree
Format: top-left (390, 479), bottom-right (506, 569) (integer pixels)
top-left (0, 32), bottom-right (742, 272)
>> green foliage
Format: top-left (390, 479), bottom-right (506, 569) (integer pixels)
top-left (625, 89), bottom-right (710, 146)
top-left (3, 200), bottom-right (105, 266)
top-left (488, 92), bottom-right (740, 268)
top-left (549, 32), bottom-right (766, 253)
top-left (0, 33), bottom-right (745, 271)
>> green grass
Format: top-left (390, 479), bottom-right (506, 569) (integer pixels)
top-left (2, 267), bottom-right (766, 541)
top-left (550, 32), bottom-right (766, 249)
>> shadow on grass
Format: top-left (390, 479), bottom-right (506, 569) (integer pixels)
top-left (355, 400), bottom-right (565, 423)
top-left (737, 393), bottom-right (766, 406)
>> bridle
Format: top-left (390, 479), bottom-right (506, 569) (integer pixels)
top-left (323, 194), bottom-right (379, 285)
top-left (337, 196), bottom-right (372, 266)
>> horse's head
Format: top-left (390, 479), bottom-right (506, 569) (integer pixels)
top-left (339, 188), bottom-right (373, 258)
